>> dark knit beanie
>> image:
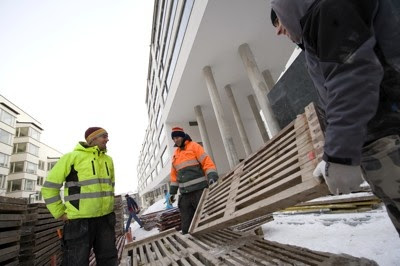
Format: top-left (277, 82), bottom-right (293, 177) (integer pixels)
top-left (271, 8), bottom-right (278, 26)
top-left (85, 127), bottom-right (107, 143)
top-left (171, 126), bottom-right (186, 139)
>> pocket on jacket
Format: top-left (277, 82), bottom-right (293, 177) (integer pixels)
top-left (63, 219), bottom-right (88, 241)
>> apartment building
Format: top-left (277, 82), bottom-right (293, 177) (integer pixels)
top-left (136, 0), bottom-right (317, 206)
top-left (0, 95), bottom-right (63, 202)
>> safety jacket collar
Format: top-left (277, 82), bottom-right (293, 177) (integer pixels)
top-left (76, 141), bottom-right (107, 155)
top-left (174, 139), bottom-right (191, 149)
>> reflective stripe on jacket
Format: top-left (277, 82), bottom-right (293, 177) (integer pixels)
top-left (169, 140), bottom-right (217, 195)
top-left (41, 142), bottom-right (115, 219)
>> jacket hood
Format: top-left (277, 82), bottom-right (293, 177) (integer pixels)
top-left (271, 0), bottom-right (315, 43)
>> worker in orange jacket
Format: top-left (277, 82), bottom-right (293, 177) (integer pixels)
top-left (169, 127), bottom-right (218, 234)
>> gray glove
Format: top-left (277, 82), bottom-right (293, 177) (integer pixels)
top-left (313, 160), bottom-right (364, 195)
top-left (208, 173), bottom-right (218, 186)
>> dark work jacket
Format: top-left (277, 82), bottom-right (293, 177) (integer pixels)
top-left (126, 196), bottom-right (138, 212)
top-left (272, 0), bottom-right (400, 165)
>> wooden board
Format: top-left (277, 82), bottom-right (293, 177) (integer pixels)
top-left (190, 102), bottom-right (330, 234)
top-left (120, 229), bottom-right (377, 266)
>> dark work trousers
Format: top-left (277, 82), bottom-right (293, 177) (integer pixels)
top-left (178, 189), bottom-right (204, 234)
top-left (62, 212), bottom-right (118, 266)
top-left (125, 211), bottom-right (143, 232)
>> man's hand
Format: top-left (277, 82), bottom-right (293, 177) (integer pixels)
top-left (313, 160), bottom-right (364, 195)
top-left (207, 172), bottom-right (219, 186)
top-left (169, 195), bottom-right (176, 204)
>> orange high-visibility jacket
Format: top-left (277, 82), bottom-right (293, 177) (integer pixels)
top-left (170, 140), bottom-right (218, 195)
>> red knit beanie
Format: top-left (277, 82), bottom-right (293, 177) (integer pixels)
top-left (171, 127), bottom-right (185, 139)
top-left (85, 127), bottom-right (107, 143)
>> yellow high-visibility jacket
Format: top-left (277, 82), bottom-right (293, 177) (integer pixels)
top-left (41, 142), bottom-right (115, 219)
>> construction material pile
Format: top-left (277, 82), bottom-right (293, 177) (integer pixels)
top-left (140, 207), bottom-right (181, 232)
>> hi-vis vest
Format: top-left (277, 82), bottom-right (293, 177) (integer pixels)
top-left (170, 140), bottom-right (217, 195)
top-left (41, 142), bottom-right (115, 219)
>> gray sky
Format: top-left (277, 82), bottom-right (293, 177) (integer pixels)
top-left (0, 0), bottom-right (154, 194)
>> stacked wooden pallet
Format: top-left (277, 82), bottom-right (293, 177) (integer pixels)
top-left (0, 196), bottom-right (27, 266)
top-left (114, 195), bottom-right (125, 237)
top-left (155, 208), bottom-right (181, 232)
top-left (282, 194), bottom-right (381, 214)
top-left (19, 203), bottom-right (63, 266)
top-left (190, 102), bottom-right (330, 234)
top-left (228, 213), bottom-right (273, 233)
top-left (121, 228), bottom-right (377, 265)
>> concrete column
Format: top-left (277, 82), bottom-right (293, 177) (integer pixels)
top-left (262, 69), bottom-right (275, 92)
top-left (202, 66), bottom-right (239, 169)
top-left (194, 105), bottom-right (214, 160)
top-left (224, 85), bottom-right (252, 157)
top-left (248, 94), bottom-right (269, 142)
top-left (239, 43), bottom-right (280, 137)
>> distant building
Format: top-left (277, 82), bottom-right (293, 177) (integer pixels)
top-left (136, 0), bottom-right (314, 207)
top-left (0, 95), bottom-right (63, 202)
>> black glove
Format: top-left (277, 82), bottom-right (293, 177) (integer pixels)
top-left (169, 195), bottom-right (176, 204)
top-left (208, 172), bottom-right (219, 185)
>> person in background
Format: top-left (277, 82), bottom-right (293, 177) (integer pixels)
top-left (125, 194), bottom-right (144, 232)
top-left (164, 189), bottom-right (173, 210)
top-left (169, 127), bottom-right (219, 234)
top-left (271, 0), bottom-right (400, 235)
top-left (42, 127), bottom-right (117, 265)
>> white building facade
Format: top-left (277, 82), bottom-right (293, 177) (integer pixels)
top-left (0, 95), bottom-right (63, 202)
top-left (136, 0), bottom-right (298, 206)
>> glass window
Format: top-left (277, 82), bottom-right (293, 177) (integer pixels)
top-left (162, 86), bottom-right (168, 103)
top-left (161, 146), bottom-right (170, 167)
top-left (26, 162), bottom-right (37, 174)
top-left (13, 142), bottom-right (27, 153)
top-left (38, 160), bottom-right (45, 170)
top-left (158, 125), bottom-right (166, 147)
top-left (151, 170), bottom-right (156, 181)
top-left (0, 128), bottom-right (12, 145)
top-left (0, 174), bottom-right (6, 189)
top-left (0, 153), bottom-right (9, 168)
top-left (7, 179), bottom-right (22, 192)
top-left (150, 156), bottom-right (155, 167)
top-left (25, 179), bottom-right (35, 191)
top-left (30, 128), bottom-right (40, 140)
top-left (35, 191), bottom-right (42, 201)
top-left (155, 106), bottom-right (162, 128)
top-left (154, 145), bottom-right (159, 157)
top-left (0, 109), bottom-right (15, 127)
top-left (37, 176), bottom-right (44, 186)
top-left (16, 127), bottom-right (29, 137)
top-left (166, 0), bottom-right (194, 88)
top-left (156, 162), bottom-right (161, 175)
top-left (162, 0), bottom-right (177, 67)
top-left (47, 161), bottom-right (57, 171)
top-left (28, 143), bottom-right (39, 156)
top-left (10, 161), bottom-right (24, 173)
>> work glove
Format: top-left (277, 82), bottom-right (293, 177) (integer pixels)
top-left (313, 160), bottom-right (364, 195)
top-left (169, 195), bottom-right (176, 204)
top-left (208, 172), bottom-right (219, 186)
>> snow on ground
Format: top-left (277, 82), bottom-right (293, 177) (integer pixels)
top-left (127, 194), bottom-right (400, 266)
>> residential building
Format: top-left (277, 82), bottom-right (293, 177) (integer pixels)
top-left (0, 95), bottom-right (63, 202)
top-left (136, 0), bottom-right (315, 206)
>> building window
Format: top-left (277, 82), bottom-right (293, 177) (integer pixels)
top-left (0, 153), bottom-right (9, 168)
top-left (13, 142), bottom-right (27, 153)
top-left (35, 191), bottom-right (43, 201)
top-left (151, 169), bottom-right (156, 181)
top-left (7, 179), bottom-right (22, 192)
top-left (162, 0), bottom-right (178, 67)
top-left (156, 162), bottom-right (161, 175)
top-left (25, 179), bottom-right (35, 191)
top-left (154, 145), bottom-right (159, 157)
top-left (155, 106), bottom-right (162, 128)
top-left (47, 161), bottom-right (57, 171)
top-left (26, 162), bottom-right (37, 174)
top-left (38, 160), bottom-right (45, 171)
top-left (0, 128), bottom-right (12, 145)
top-left (0, 174), bottom-right (6, 189)
top-left (37, 176), bottom-right (44, 186)
top-left (16, 127), bottom-right (29, 137)
top-left (158, 125), bottom-right (166, 147)
top-left (150, 156), bottom-right (155, 167)
top-left (28, 143), bottom-right (39, 156)
top-left (161, 146), bottom-right (169, 167)
top-left (10, 161), bottom-right (24, 173)
top-left (30, 128), bottom-right (40, 141)
top-left (162, 85), bottom-right (168, 103)
top-left (0, 109), bottom-right (16, 127)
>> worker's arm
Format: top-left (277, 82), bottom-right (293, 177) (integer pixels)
top-left (194, 142), bottom-right (218, 184)
top-left (41, 154), bottom-right (72, 219)
top-left (303, 1), bottom-right (382, 166)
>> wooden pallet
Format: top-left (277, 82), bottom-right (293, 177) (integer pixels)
top-left (0, 196), bottom-right (27, 266)
top-left (121, 228), bottom-right (377, 265)
top-left (190, 102), bottom-right (330, 234)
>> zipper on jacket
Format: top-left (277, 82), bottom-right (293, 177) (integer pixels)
top-left (91, 161), bottom-right (96, 175)
top-left (105, 162), bottom-right (110, 176)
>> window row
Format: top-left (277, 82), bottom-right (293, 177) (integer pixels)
top-left (7, 178), bottom-right (36, 192)
top-left (0, 108), bottom-right (16, 127)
